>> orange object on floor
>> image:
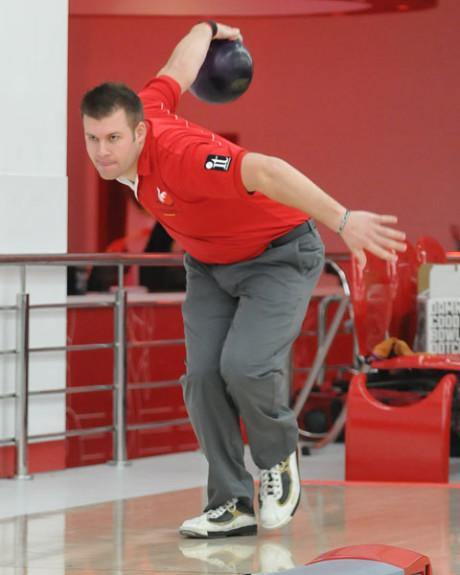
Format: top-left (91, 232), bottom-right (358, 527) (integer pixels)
top-left (346, 372), bottom-right (457, 482)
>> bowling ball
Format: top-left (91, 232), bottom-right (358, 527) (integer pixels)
top-left (190, 39), bottom-right (253, 104)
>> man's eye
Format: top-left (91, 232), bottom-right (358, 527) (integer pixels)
top-left (110, 135), bottom-right (120, 142)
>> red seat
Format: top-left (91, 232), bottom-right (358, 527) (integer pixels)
top-left (388, 242), bottom-right (418, 347)
top-left (346, 242), bottom-right (459, 482)
top-left (350, 252), bottom-right (398, 357)
top-left (346, 372), bottom-right (457, 482)
top-left (415, 235), bottom-right (447, 264)
top-left (350, 242), bottom-right (419, 353)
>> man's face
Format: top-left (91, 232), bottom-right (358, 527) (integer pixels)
top-left (83, 108), bottom-right (145, 180)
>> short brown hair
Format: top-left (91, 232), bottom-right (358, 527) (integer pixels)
top-left (80, 82), bottom-right (144, 130)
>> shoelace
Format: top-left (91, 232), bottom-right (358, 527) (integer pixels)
top-left (206, 497), bottom-right (238, 519)
top-left (260, 465), bottom-right (284, 500)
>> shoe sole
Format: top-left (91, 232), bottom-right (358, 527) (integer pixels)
top-left (180, 524), bottom-right (258, 539)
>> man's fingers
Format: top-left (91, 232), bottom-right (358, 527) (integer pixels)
top-left (376, 225), bottom-right (406, 242)
top-left (375, 235), bottom-right (407, 253)
top-left (372, 222), bottom-right (406, 252)
top-left (353, 249), bottom-right (367, 270)
top-left (228, 29), bottom-right (243, 41)
top-left (217, 24), bottom-right (243, 41)
top-left (343, 211), bottom-right (407, 266)
top-left (376, 214), bottom-right (398, 225)
top-left (367, 241), bottom-right (398, 262)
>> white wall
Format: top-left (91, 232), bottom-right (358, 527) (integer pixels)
top-left (0, 1), bottom-right (68, 452)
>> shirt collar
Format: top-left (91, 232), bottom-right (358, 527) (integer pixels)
top-left (117, 175), bottom-right (139, 199)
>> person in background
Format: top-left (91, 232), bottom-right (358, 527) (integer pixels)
top-left (140, 222), bottom-right (186, 292)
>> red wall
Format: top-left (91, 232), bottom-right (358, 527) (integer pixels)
top-left (68, 2), bottom-right (460, 254)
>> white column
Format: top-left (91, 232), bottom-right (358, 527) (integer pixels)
top-left (0, 1), bottom-right (68, 455)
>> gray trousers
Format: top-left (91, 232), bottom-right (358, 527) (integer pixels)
top-left (181, 222), bottom-right (325, 510)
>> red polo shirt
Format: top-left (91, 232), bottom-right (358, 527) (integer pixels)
top-left (134, 75), bottom-right (309, 264)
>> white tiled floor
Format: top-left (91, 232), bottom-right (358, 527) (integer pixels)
top-left (0, 444), bottom-right (346, 519)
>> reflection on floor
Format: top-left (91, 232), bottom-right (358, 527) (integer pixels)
top-left (1, 482), bottom-right (460, 575)
top-left (1, 445), bottom-right (460, 574)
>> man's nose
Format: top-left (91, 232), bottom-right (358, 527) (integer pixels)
top-left (97, 141), bottom-right (110, 156)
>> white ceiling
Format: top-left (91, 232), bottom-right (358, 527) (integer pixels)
top-left (69, 0), bottom-right (372, 17)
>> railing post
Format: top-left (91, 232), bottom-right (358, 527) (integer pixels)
top-left (112, 264), bottom-right (128, 466)
top-left (317, 296), bottom-right (329, 386)
top-left (15, 288), bottom-right (31, 479)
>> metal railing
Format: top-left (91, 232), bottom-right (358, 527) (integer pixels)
top-left (7, 249), bottom-right (455, 476)
top-left (0, 253), bottom-right (186, 479)
top-left (293, 258), bottom-right (353, 447)
top-left (1, 251), bottom-right (354, 478)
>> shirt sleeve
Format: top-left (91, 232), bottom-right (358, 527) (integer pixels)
top-left (158, 133), bottom-right (251, 202)
top-left (138, 75), bottom-right (181, 117)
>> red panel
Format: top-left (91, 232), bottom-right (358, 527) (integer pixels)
top-left (66, 301), bottom-right (198, 469)
top-left (67, 307), bottom-right (114, 467)
top-left (0, 446), bottom-right (15, 478)
top-left (29, 440), bottom-right (66, 473)
top-left (126, 304), bottom-right (198, 458)
top-left (0, 441), bottom-right (66, 478)
top-left (346, 372), bottom-right (456, 483)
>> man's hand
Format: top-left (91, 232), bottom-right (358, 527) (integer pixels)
top-left (157, 22), bottom-right (243, 94)
top-left (340, 211), bottom-right (407, 268)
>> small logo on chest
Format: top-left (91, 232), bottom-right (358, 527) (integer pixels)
top-left (156, 187), bottom-right (174, 206)
top-left (204, 155), bottom-right (232, 172)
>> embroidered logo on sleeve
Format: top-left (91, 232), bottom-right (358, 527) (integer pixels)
top-left (204, 155), bottom-right (232, 172)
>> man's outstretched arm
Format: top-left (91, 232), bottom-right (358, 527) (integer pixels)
top-left (241, 152), bottom-right (406, 268)
top-left (157, 22), bottom-right (242, 94)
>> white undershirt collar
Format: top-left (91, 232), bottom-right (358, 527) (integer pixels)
top-left (117, 175), bottom-right (139, 199)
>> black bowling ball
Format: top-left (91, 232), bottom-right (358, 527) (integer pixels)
top-left (190, 39), bottom-right (253, 104)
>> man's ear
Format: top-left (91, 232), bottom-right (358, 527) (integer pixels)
top-left (135, 121), bottom-right (147, 143)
